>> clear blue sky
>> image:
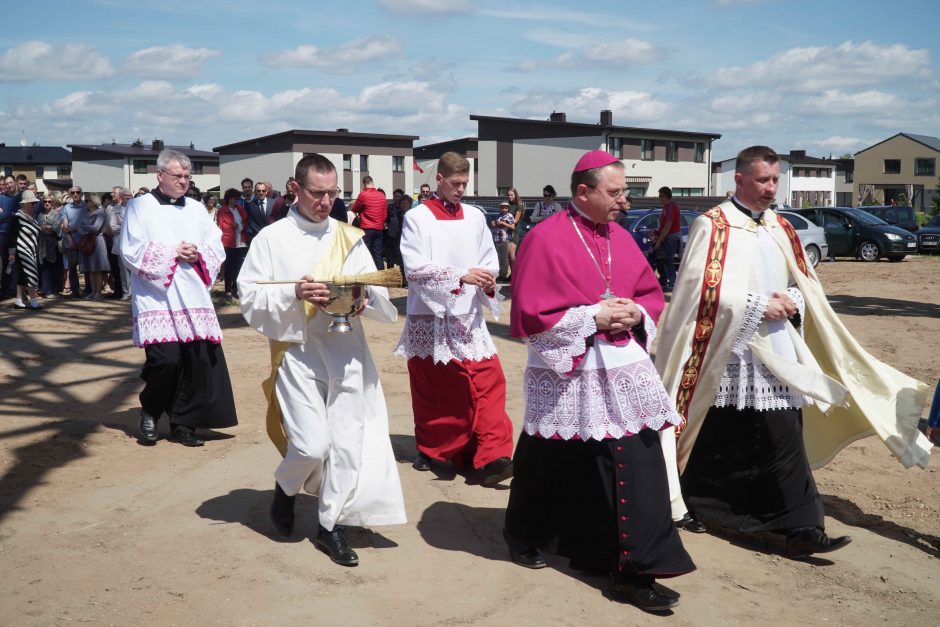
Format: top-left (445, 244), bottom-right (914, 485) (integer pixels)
top-left (1, 0), bottom-right (937, 160)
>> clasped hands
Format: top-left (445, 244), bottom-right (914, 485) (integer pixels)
top-left (764, 291), bottom-right (797, 321)
top-left (595, 297), bottom-right (642, 332)
top-left (176, 241), bottom-right (200, 264)
top-left (294, 274), bottom-right (368, 316)
top-left (462, 268), bottom-right (496, 292)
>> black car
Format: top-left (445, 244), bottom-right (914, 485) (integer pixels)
top-left (917, 214), bottom-right (940, 253)
top-left (859, 205), bottom-right (918, 232)
top-left (792, 207), bottom-right (918, 262)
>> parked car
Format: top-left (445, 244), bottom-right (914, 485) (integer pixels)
top-left (916, 214), bottom-right (940, 253)
top-left (616, 208), bottom-right (699, 264)
top-left (859, 205), bottom-right (918, 232)
top-left (792, 207), bottom-right (917, 261)
top-left (777, 211), bottom-right (828, 267)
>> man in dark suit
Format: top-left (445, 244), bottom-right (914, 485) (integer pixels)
top-left (245, 181), bottom-right (269, 239)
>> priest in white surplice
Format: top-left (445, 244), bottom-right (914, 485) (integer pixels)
top-left (238, 154), bottom-right (406, 568)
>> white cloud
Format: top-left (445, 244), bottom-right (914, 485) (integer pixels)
top-left (802, 136), bottom-right (866, 154)
top-left (0, 41), bottom-right (114, 81)
top-left (709, 92), bottom-right (781, 113)
top-left (799, 89), bottom-right (902, 115)
top-left (376, 0), bottom-right (470, 16)
top-left (706, 41), bottom-right (931, 92)
top-left (261, 35), bottom-right (401, 73)
top-left (512, 37), bottom-right (664, 72)
top-left (123, 45), bottom-right (221, 79)
top-left (481, 6), bottom-right (639, 29)
top-left (510, 88), bottom-right (672, 124)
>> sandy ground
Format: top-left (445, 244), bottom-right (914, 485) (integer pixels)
top-left (0, 255), bottom-right (938, 626)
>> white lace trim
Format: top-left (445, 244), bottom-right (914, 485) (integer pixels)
top-left (635, 303), bottom-right (656, 352)
top-left (526, 304), bottom-right (601, 374)
top-left (523, 359), bottom-right (681, 441)
top-left (133, 307), bottom-right (223, 347)
top-left (712, 361), bottom-right (806, 411)
top-left (786, 286), bottom-right (805, 336)
top-left (394, 312), bottom-right (497, 363)
top-left (406, 264), bottom-right (467, 316)
top-left (732, 293), bottom-right (768, 357)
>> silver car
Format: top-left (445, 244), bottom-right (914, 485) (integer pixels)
top-left (778, 210), bottom-right (828, 267)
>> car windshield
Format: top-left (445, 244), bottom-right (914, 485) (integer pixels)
top-left (619, 214), bottom-right (641, 229)
top-left (845, 208), bottom-right (887, 226)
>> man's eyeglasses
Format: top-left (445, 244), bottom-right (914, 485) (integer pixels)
top-left (69, 190), bottom-right (82, 195)
top-left (160, 169), bottom-right (193, 182)
top-left (297, 183), bottom-right (341, 201)
top-left (586, 185), bottom-right (628, 199)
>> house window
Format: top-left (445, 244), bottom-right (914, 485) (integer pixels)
top-left (845, 170), bottom-right (853, 183)
top-left (693, 142), bottom-right (704, 163)
top-left (393, 156), bottom-right (405, 172)
top-left (190, 161), bottom-right (204, 175)
top-left (359, 155), bottom-right (368, 171)
top-left (915, 158), bottom-right (935, 176)
top-left (883, 159), bottom-right (901, 174)
top-left (2, 166), bottom-right (11, 176)
top-left (627, 184), bottom-right (648, 197)
top-left (666, 141), bottom-right (678, 162)
top-left (58, 165), bottom-right (71, 176)
top-left (343, 154), bottom-right (352, 170)
top-left (672, 188), bottom-right (704, 197)
top-left (821, 168), bottom-right (830, 178)
top-left (641, 139), bottom-right (654, 161)
top-left (609, 137), bottom-right (623, 156)
top-left (35, 166), bottom-right (43, 178)
top-left (133, 159), bottom-right (155, 174)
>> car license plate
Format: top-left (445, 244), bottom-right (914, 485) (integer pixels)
top-left (907, 242), bottom-right (917, 248)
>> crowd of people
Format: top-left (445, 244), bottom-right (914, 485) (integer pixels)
top-left (3, 145), bottom-right (933, 615)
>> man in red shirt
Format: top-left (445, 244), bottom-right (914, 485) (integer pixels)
top-left (351, 176), bottom-right (388, 270)
top-left (652, 186), bottom-right (681, 291)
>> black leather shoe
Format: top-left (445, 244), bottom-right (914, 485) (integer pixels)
top-left (270, 483), bottom-right (295, 538)
top-left (169, 425), bottom-right (205, 447)
top-left (675, 513), bottom-right (707, 534)
top-left (609, 578), bottom-right (679, 612)
top-left (412, 452), bottom-right (432, 471)
top-left (786, 527), bottom-right (851, 559)
top-left (480, 456), bottom-right (513, 486)
top-left (315, 525), bottom-right (359, 566)
top-left (138, 409), bottom-right (159, 443)
top-left (503, 528), bottom-right (546, 569)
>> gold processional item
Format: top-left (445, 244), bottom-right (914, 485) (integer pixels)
top-left (254, 267), bottom-right (403, 333)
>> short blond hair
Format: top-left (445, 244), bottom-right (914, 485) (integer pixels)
top-left (438, 151), bottom-right (470, 177)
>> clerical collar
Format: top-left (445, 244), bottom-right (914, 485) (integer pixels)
top-left (731, 195), bottom-right (762, 224)
top-left (431, 193), bottom-right (460, 215)
top-left (151, 187), bottom-right (185, 206)
top-left (289, 205), bottom-right (329, 232)
top-left (568, 202), bottom-right (607, 232)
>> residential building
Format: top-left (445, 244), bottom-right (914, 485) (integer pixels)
top-left (713, 150), bottom-right (837, 208)
top-left (414, 137), bottom-right (478, 196)
top-left (834, 158), bottom-right (854, 207)
top-left (0, 144), bottom-right (72, 192)
top-left (470, 110), bottom-right (720, 198)
top-left (854, 132), bottom-right (940, 211)
top-left (68, 140), bottom-right (219, 194)
top-left (213, 129), bottom-right (419, 200)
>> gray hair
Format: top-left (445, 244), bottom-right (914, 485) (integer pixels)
top-left (156, 148), bottom-right (192, 172)
top-left (114, 186), bottom-right (129, 195)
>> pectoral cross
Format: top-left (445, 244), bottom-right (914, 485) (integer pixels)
top-left (601, 287), bottom-right (615, 299)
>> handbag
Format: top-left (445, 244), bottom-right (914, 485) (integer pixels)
top-left (78, 233), bottom-right (97, 256)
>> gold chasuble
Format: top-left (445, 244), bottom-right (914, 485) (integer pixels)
top-left (261, 222), bottom-right (363, 456)
top-left (656, 201), bottom-right (932, 473)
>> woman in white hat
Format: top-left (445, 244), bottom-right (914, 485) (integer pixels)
top-left (8, 190), bottom-right (42, 309)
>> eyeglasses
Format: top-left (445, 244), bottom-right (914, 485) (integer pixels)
top-left (159, 169), bottom-right (193, 182)
top-left (43, 200), bottom-right (54, 204)
top-left (69, 190), bottom-right (81, 195)
top-left (297, 183), bottom-right (340, 201)
top-left (586, 185), bottom-right (628, 199)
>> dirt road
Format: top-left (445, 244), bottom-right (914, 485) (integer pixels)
top-left (1, 256), bottom-right (937, 625)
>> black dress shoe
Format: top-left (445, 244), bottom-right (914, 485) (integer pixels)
top-left (609, 577), bottom-right (679, 612)
top-left (675, 513), bottom-right (707, 534)
top-left (479, 456), bottom-right (513, 486)
top-left (786, 527), bottom-right (851, 559)
top-left (412, 452), bottom-right (432, 471)
top-left (169, 425), bottom-right (205, 447)
top-left (270, 483), bottom-right (295, 538)
top-left (503, 528), bottom-right (546, 569)
top-left (315, 525), bottom-right (359, 566)
top-left (138, 409), bottom-right (159, 443)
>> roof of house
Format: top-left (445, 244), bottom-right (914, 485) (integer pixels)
top-left (414, 137), bottom-right (478, 159)
top-left (0, 145), bottom-right (72, 165)
top-left (715, 150), bottom-right (842, 168)
top-left (68, 143), bottom-right (218, 159)
top-left (213, 129), bottom-right (420, 152)
top-left (469, 114), bottom-right (721, 141)
top-left (854, 132), bottom-right (940, 156)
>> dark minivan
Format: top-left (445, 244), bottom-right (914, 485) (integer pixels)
top-left (792, 206), bottom-right (918, 261)
top-left (858, 205), bottom-right (918, 232)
